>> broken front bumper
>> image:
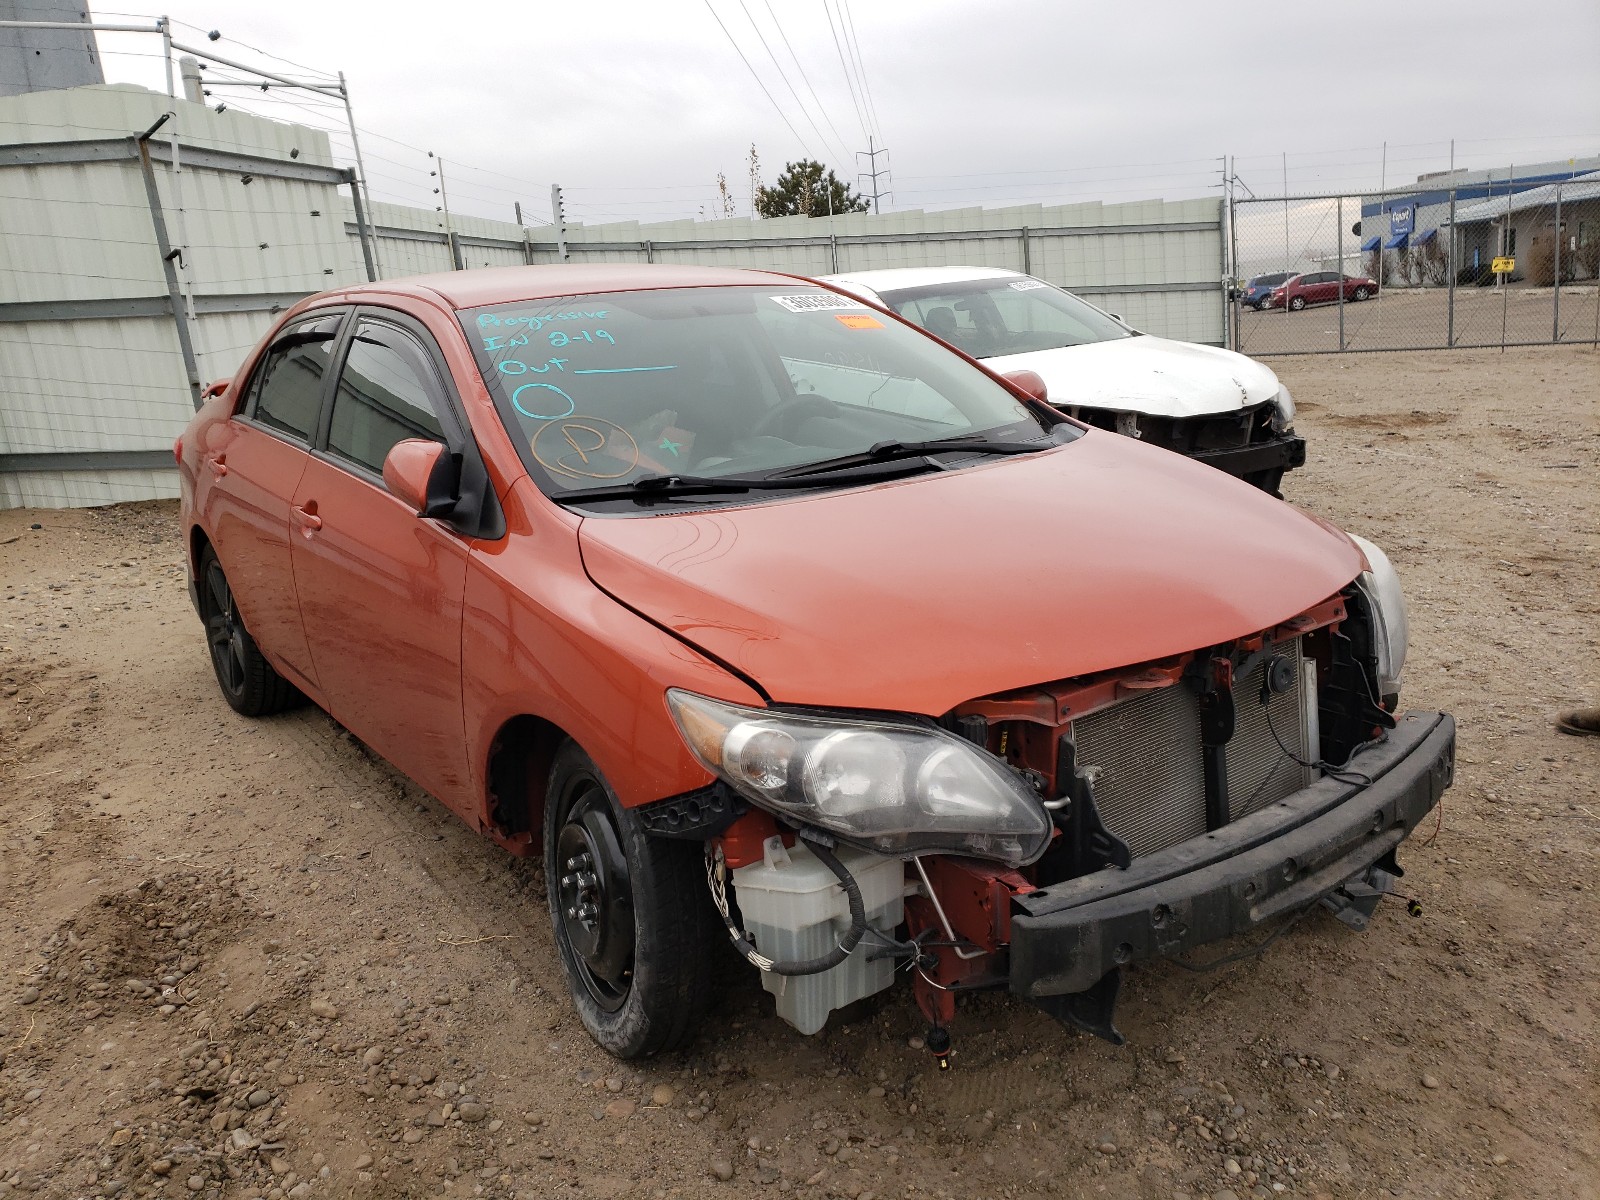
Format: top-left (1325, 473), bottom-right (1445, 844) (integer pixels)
top-left (1188, 431), bottom-right (1306, 485)
top-left (1009, 710), bottom-right (1454, 1001)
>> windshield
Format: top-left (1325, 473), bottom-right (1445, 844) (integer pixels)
top-left (872, 276), bottom-right (1134, 358)
top-left (461, 286), bottom-right (1051, 501)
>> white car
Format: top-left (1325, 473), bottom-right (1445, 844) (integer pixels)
top-left (819, 266), bottom-right (1305, 494)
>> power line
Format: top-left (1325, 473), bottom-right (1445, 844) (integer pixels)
top-left (736, 0), bottom-right (850, 166)
top-left (762, 0), bottom-right (854, 167)
top-left (838, 0), bottom-right (882, 141)
top-left (191, 60), bottom-right (554, 222)
top-left (893, 154), bottom-right (1228, 183)
top-left (167, 17), bottom-right (332, 79)
top-left (822, 0), bottom-right (870, 142)
top-left (701, 0), bottom-right (813, 158)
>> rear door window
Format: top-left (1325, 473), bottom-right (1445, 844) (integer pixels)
top-left (245, 313), bottom-right (344, 441)
top-left (325, 321), bottom-right (447, 476)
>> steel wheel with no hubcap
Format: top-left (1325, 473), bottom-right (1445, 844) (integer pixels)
top-left (554, 782), bottom-right (635, 1013)
top-left (542, 741), bottom-right (717, 1058)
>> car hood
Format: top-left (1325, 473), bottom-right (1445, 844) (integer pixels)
top-left (576, 432), bottom-right (1362, 715)
top-left (980, 336), bottom-right (1282, 419)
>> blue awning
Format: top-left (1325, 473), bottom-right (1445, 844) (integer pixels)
top-left (1414, 229), bottom-right (1437, 244)
top-left (1384, 232), bottom-right (1409, 249)
top-left (1360, 235), bottom-right (1381, 252)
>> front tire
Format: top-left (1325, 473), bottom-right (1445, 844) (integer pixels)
top-left (544, 741), bottom-right (716, 1058)
top-left (1354, 286), bottom-right (1371, 301)
top-left (196, 544), bottom-right (300, 716)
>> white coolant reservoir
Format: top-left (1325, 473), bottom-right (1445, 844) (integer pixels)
top-left (731, 838), bottom-right (906, 1035)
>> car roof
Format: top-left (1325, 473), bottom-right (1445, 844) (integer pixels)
top-left (325, 264), bottom-right (808, 311)
top-left (820, 266), bottom-right (1026, 293)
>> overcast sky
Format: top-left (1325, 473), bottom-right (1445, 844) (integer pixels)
top-left (89, 0), bottom-right (1600, 227)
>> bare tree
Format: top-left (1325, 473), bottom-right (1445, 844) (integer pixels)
top-left (1420, 237), bottom-right (1449, 287)
top-left (1575, 235), bottom-right (1600, 282)
top-left (747, 144), bottom-right (762, 219)
top-left (699, 172), bottom-right (737, 220)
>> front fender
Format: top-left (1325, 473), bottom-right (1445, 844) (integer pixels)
top-left (462, 479), bottom-right (763, 837)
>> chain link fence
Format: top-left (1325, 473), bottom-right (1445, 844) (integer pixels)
top-left (1230, 178), bottom-right (1600, 355)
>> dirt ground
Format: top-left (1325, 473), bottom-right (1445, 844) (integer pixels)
top-left (2, 345), bottom-right (1597, 1200)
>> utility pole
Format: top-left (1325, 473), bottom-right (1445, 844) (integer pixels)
top-left (1281, 151), bottom-right (1289, 273)
top-left (550, 184), bottom-right (569, 262)
top-left (856, 136), bottom-right (890, 215)
top-left (339, 70), bottom-right (381, 279)
top-left (430, 152), bottom-right (462, 270)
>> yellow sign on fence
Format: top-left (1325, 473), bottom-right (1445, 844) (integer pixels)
top-left (1491, 256), bottom-right (1516, 274)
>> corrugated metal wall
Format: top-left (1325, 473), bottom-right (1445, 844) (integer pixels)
top-left (473, 200), bottom-right (1227, 343)
top-left (2, 83), bottom-right (1226, 509)
top-left (0, 84), bottom-right (362, 507)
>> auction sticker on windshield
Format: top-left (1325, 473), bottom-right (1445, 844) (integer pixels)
top-left (770, 293), bottom-right (866, 313)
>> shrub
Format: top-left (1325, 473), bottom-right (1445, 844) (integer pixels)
top-left (1576, 238), bottom-right (1600, 281)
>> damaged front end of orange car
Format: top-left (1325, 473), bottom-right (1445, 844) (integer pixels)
top-left (642, 581), bottom-right (1452, 1065)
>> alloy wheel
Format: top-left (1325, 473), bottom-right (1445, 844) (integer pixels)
top-left (203, 560), bottom-right (247, 697)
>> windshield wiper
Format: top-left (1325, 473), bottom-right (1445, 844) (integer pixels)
top-left (547, 458), bottom-right (939, 504)
top-left (770, 435), bottom-right (1050, 479)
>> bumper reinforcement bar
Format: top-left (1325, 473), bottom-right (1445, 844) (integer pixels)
top-left (1008, 711), bottom-right (1454, 1035)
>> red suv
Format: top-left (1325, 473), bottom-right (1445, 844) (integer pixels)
top-left (1268, 272), bottom-right (1378, 311)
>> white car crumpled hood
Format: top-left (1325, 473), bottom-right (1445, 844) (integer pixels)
top-left (983, 335), bottom-right (1283, 419)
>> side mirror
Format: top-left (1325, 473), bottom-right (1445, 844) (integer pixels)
top-left (1002, 369), bottom-right (1049, 403)
top-left (382, 439), bottom-right (458, 518)
top-left (202, 377), bottom-right (231, 400)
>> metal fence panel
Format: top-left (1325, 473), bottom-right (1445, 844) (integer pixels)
top-left (3, 85), bottom-right (1229, 508)
top-left (0, 85), bottom-right (364, 506)
top-left (1231, 178), bottom-right (1600, 355)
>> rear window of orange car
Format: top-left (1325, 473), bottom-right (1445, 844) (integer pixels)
top-left (247, 321), bottom-right (339, 441)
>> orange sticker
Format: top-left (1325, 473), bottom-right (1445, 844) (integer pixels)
top-left (835, 314), bottom-right (884, 330)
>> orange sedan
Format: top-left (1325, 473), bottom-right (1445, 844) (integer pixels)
top-left (177, 265), bottom-right (1453, 1061)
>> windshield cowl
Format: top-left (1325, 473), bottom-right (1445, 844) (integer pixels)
top-left (546, 428), bottom-right (1075, 508)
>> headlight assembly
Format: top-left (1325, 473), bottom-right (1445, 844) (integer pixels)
top-left (1347, 534), bottom-right (1409, 704)
top-left (1270, 384), bottom-right (1295, 432)
top-left (666, 690), bottom-right (1051, 867)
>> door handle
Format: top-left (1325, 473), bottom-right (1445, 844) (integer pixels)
top-left (207, 456), bottom-right (228, 477)
top-left (292, 504), bottom-right (322, 533)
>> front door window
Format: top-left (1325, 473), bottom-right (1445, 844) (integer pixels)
top-left (325, 323), bottom-right (448, 476)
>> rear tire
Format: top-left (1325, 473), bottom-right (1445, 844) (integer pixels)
top-left (544, 741), bottom-right (716, 1058)
top-left (196, 544), bottom-right (300, 716)
top-left (1288, 295), bottom-right (1307, 311)
top-left (1254, 299), bottom-right (1270, 311)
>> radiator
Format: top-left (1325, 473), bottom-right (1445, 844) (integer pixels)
top-left (1228, 646), bottom-right (1316, 820)
top-left (1071, 639), bottom-right (1315, 859)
